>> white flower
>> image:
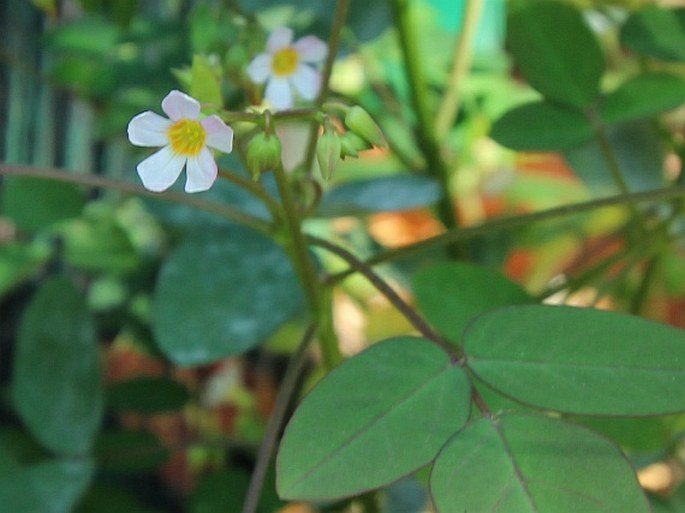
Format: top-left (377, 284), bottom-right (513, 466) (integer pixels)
top-left (127, 90), bottom-right (234, 193)
top-left (246, 27), bottom-right (327, 111)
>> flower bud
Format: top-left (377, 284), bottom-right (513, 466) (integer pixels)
top-left (339, 132), bottom-right (370, 159)
top-left (246, 132), bottom-right (282, 180)
top-left (316, 130), bottom-right (342, 180)
top-left (344, 106), bottom-right (387, 148)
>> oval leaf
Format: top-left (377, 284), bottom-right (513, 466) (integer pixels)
top-left (2, 177), bottom-right (85, 232)
top-left (12, 278), bottom-right (103, 455)
top-left (276, 337), bottom-right (470, 501)
top-left (153, 225), bottom-right (304, 365)
top-left (508, 1), bottom-right (604, 107)
top-left (317, 175), bottom-right (440, 217)
top-left (414, 262), bottom-right (532, 343)
top-left (0, 459), bottom-right (94, 513)
top-left (464, 304), bottom-right (685, 415)
top-left (491, 101), bottom-right (594, 151)
top-left (601, 73), bottom-right (685, 125)
top-left (431, 414), bottom-right (649, 513)
top-left (620, 6), bottom-right (685, 62)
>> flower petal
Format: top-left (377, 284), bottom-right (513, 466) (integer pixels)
top-left (202, 116), bottom-right (234, 153)
top-left (265, 77), bottom-right (293, 110)
top-left (290, 65), bottom-right (321, 101)
top-left (185, 148), bottom-right (217, 193)
top-left (161, 90), bottom-right (201, 121)
top-left (294, 36), bottom-right (327, 63)
top-left (136, 145), bottom-right (186, 192)
top-left (247, 54), bottom-right (272, 84)
top-left (127, 111), bottom-right (171, 147)
top-left (267, 27), bottom-right (294, 53)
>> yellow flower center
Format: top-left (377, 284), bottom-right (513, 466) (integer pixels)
top-left (271, 47), bottom-right (299, 77)
top-left (167, 119), bottom-right (206, 156)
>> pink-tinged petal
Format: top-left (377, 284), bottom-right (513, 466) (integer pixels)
top-left (136, 145), bottom-right (186, 192)
top-left (294, 36), bottom-right (327, 63)
top-left (265, 77), bottom-right (293, 110)
top-left (290, 65), bottom-right (321, 100)
top-left (247, 54), bottom-right (272, 84)
top-left (161, 90), bottom-right (201, 121)
top-left (202, 116), bottom-right (234, 153)
top-left (267, 27), bottom-right (294, 53)
top-left (128, 111), bottom-right (171, 147)
top-left (185, 148), bottom-right (217, 193)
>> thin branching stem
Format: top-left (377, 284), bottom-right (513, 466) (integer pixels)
top-left (0, 163), bottom-right (273, 234)
top-left (328, 185), bottom-right (685, 282)
top-left (390, 0), bottom-right (463, 254)
top-left (241, 323), bottom-right (319, 513)
top-left (308, 235), bottom-right (460, 358)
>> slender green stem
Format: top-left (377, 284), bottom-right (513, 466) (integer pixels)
top-left (390, 0), bottom-right (462, 245)
top-left (594, 124), bottom-right (632, 196)
top-left (272, 165), bottom-right (321, 311)
top-left (241, 323), bottom-right (318, 513)
top-left (328, 185), bottom-right (685, 282)
top-left (219, 107), bottom-right (322, 125)
top-left (435, 0), bottom-right (484, 138)
top-left (308, 235), bottom-right (459, 358)
top-left (0, 163), bottom-right (273, 234)
top-left (272, 165), bottom-right (343, 368)
top-left (303, 0), bottom-right (351, 173)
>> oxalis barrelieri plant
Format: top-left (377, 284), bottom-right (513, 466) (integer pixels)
top-left (3, 1), bottom-right (685, 512)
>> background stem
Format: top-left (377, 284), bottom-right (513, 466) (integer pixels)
top-left (390, 0), bottom-right (463, 254)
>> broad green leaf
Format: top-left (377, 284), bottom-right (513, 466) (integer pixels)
top-left (621, 6), bottom-right (685, 62)
top-left (601, 73), bottom-right (685, 125)
top-left (431, 414), bottom-right (650, 513)
top-left (108, 377), bottom-right (190, 414)
top-left (464, 305), bottom-right (685, 415)
top-left (190, 54), bottom-right (222, 110)
top-left (414, 262), bottom-right (532, 343)
top-left (12, 278), bottom-right (103, 455)
top-left (507, 1), bottom-right (604, 107)
top-left (317, 175), bottom-right (440, 217)
top-left (565, 121), bottom-right (664, 193)
top-left (153, 225), bottom-right (304, 365)
top-left (490, 101), bottom-right (594, 151)
top-left (55, 216), bottom-right (140, 273)
top-left (573, 416), bottom-right (669, 453)
top-left (0, 459), bottom-right (94, 513)
top-left (1, 177), bottom-right (85, 232)
top-left (277, 337), bottom-right (470, 500)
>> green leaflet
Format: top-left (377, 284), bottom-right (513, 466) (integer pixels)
top-left (153, 225), bottom-right (304, 365)
top-left (277, 337), bottom-right (470, 500)
top-left (490, 101), bottom-right (594, 151)
top-left (431, 414), bottom-right (649, 513)
top-left (507, 1), bottom-right (603, 108)
top-left (12, 278), bottom-right (103, 456)
top-left (414, 261), bottom-right (532, 343)
top-left (464, 304), bottom-right (685, 415)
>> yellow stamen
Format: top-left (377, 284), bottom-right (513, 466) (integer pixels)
top-left (167, 119), bottom-right (206, 156)
top-left (271, 47), bottom-right (299, 77)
